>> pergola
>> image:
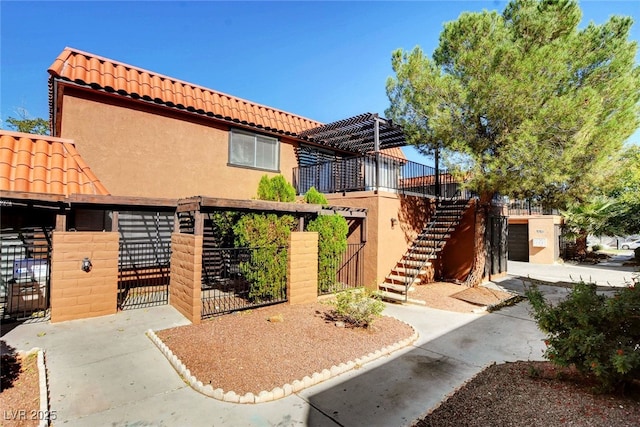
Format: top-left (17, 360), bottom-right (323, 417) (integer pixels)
top-left (298, 113), bottom-right (407, 154)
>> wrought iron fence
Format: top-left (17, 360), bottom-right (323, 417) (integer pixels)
top-left (1, 229), bottom-right (52, 321)
top-left (318, 243), bottom-right (366, 296)
top-left (201, 246), bottom-right (288, 318)
top-left (293, 152), bottom-right (468, 199)
top-left (507, 199), bottom-right (558, 216)
top-left (118, 241), bottom-right (171, 309)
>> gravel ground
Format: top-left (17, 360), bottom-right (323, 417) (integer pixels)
top-left (156, 301), bottom-right (415, 395)
top-left (0, 352), bottom-right (39, 427)
top-left (414, 361), bottom-right (640, 427)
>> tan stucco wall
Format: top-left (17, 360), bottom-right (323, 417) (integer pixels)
top-left (440, 200), bottom-right (475, 281)
top-left (287, 232), bottom-right (319, 305)
top-left (509, 215), bottom-right (563, 264)
top-left (58, 90), bottom-right (298, 199)
top-left (50, 232), bottom-right (119, 323)
top-left (170, 233), bottom-right (202, 324)
top-left (527, 216), bottom-right (562, 264)
top-left (325, 191), bottom-right (431, 288)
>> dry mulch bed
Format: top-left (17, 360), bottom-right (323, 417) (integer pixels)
top-left (156, 302), bottom-right (414, 395)
top-left (0, 351), bottom-right (39, 427)
top-left (414, 361), bottom-right (640, 427)
top-left (410, 282), bottom-right (514, 312)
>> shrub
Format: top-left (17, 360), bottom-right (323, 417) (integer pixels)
top-left (257, 175), bottom-right (296, 202)
top-left (526, 278), bottom-right (640, 391)
top-left (307, 214), bottom-right (348, 293)
top-left (330, 288), bottom-right (385, 328)
top-left (303, 187), bottom-right (328, 205)
top-left (591, 244), bottom-right (602, 252)
top-left (233, 213), bottom-right (297, 302)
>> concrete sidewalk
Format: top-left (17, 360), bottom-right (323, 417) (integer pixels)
top-left (2, 297), bottom-right (546, 427)
top-left (506, 258), bottom-right (637, 287)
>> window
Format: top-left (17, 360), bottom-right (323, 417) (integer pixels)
top-left (229, 129), bottom-right (279, 171)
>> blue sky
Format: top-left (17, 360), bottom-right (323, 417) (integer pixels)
top-left (1, 1), bottom-right (638, 164)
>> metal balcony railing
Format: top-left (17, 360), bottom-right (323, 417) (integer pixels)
top-left (507, 199), bottom-right (559, 216)
top-left (292, 152), bottom-right (469, 200)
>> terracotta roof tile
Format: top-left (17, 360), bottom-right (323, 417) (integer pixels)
top-left (0, 130), bottom-right (110, 197)
top-left (49, 47), bottom-right (323, 136)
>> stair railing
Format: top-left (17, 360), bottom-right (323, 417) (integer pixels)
top-left (391, 199), bottom-right (469, 301)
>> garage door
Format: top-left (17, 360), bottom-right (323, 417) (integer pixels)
top-left (508, 224), bottom-right (529, 262)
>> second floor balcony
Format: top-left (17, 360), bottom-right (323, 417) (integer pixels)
top-left (292, 152), bottom-right (470, 200)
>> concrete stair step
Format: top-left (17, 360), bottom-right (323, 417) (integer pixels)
top-left (386, 274), bottom-right (422, 284)
top-left (398, 260), bottom-right (432, 268)
top-left (405, 253), bottom-right (437, 261)
top-left (377, 290), bottom-right (407, 302)
top-left (410, 245), bottom-right (441, 253)
top-left (377, 290), bottom-right (426, 305)
top-left (392, 267), bottom-right (423, 276)
top-left (379, 282), bottom-right (410, 293)
top-left (416, 233), bottom-right (451, 241)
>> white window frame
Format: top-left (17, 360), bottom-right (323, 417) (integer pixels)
top-left (228, 129), bottom-right (280, 172)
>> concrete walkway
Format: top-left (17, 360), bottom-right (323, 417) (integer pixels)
top-left (7, 255), bottom-right (636, 426)
top-left (2, 302), bottom-right (545, 426)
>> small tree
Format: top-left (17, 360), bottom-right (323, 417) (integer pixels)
top-left (303, 187), bottom-right (328, 205)
top-left (257, 175), bottom-right (296, 202)
top-left (3, 108), bottom-right (49, 135)
top-left (561, 196), bottom-right (619, 258)
top-left (233, 213), bottom-right (296, 302)
top-left (526, 278), bottom-right (640, 391)
top-left (303, 187), bottom-right (349, 293)
top-left (307, 214), bottom-right (349, 293)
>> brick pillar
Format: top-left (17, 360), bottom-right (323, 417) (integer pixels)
top-left (50, 232), bottom-right (119, 323)
top-left (287, 232), bottom-right (318, 305)
top-left (169, 233), bottom-right (202, 324)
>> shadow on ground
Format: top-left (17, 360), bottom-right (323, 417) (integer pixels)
top-left (304, 302), bottom-right (545, 427)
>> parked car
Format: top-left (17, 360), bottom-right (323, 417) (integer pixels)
top-left (621, 239), bottom-right (640, 250)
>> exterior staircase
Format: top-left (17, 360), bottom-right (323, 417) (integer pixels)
top-left (378, 199), bottom-right (470, 302)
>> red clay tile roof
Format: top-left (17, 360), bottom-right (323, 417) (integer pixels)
top-left (48, 47), bottom-right (322, 136)
top-left (0, 130), bottom-right (110, 196)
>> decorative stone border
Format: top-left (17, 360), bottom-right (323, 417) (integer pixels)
top-left (17, 348), bottom-right (50, 427)
top-left (36, 349), bottom-right (50, 427)
top-left (146, 316), bottom-right (418, 404)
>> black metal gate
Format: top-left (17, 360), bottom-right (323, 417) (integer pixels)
top-left (1, 228), bottom-right (52, 321)
top-left (117, 211), bottom-right (173, 310)
top-left (201, 246), bottom-right (288, 318)
top-left (118, 241), bottom-right (171, 309)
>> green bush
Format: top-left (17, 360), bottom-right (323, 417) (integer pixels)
top-left (307, 214), bottom-right (348, 293)
top-left (303, 187), bottom-right (328, 205)
top-left (330, 288), bottom-right (385, 328)
top-left (591, 244), bottom-right (603, 252)
top-left (526, 278), bottom-right (640, 391)
top-left (257, 175), bottom-right (296, 202)
top-left (233, 213), bottom-right (297, 302)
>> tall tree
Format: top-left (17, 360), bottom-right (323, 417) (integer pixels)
top-left (604, 146), bottom-right (640, 236)
top-left (3, 108), bottom-right (50, 135)
top-left (386, 0), bottom-right (639, 284)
